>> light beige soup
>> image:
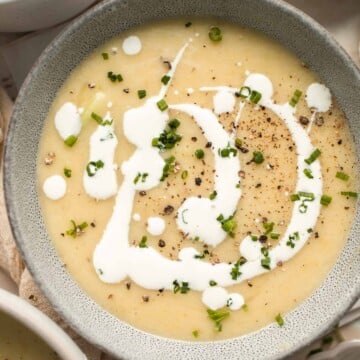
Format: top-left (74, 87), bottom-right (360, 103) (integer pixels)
top-left (37, 19), bottom-right (358, 340)
top-left (0, 310), bottom-right (59, 359)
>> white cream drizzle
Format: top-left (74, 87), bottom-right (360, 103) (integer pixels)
top-left (306, 82), bottom-right (332, 133)
top-left (213, 90), bottom-right (236, 114)
top-left (77, 43), bottom-right (329, 312)
top-left (54, 102), bottom-right (82, 141)
top-left (43, 175), bottom-right (67, 200)
top-left (147, 217), bottom-right (166, 236)
top-left (83, 112), bottom-right (118, 200)
top-left (122, 35), bottom-right (142, 55)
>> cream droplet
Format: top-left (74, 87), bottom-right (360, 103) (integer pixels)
top-left (122, 36), bottom-right (142, 55)
top-left (43, 175), bottom-right (66, 200)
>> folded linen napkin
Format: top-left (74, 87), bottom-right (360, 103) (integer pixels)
top-left (0, 87), bottom-right (104, 360)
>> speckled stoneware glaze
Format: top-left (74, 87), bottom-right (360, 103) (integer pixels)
top-left (3, 0), bottom-right (360, 359)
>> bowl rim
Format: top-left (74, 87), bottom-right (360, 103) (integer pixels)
top-left (3, 0), bottom-right (360, 359)
top-left (0, 288), bottom-right (86, 360)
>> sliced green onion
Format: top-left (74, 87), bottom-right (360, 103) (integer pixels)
top-left (336, 171), bottom-right (349, 181)
top-left (91, 112), bottom-right (103, 124)
top-left (289, 89), bottom-right (302, 107)
top-left (237, 86), bottom-right (251, 99)
top-left (341, 191), bottom-right (358, 198)
top-left (303, 168), bottom-right (314, 179)
top-left (86, 160), bottom-right (104, 177)
top-left (161, 75), bottom-right (171, 85)
top-left (235, 138), bottom-right (242, 149)
top-left (137, 89), bottom-right (146, 99)
top-left (207, 309), bottom-right (229, 332)
top-left (275, 313), bottom-right (284, 327)
top-left (64, 168), bottom-right (72, 178)
top-left (252, 151), bottom-right (264, 164)
top-left (298, 191), bottom-right (315, 200)
top-left (192, 329), bottom-right (199, 338)
top-left (250, 90), bottom-right (262, 104)
top-left (101, 52), bottom-right (109, 60)
top-left (181, 170), bottom-right (188, 180)
top-left (261, 257), bottom-right (271, 270)
top-left (139, 236), bottom-right (148, 248)
top-left (290, 194), bottom-right (300, 201)
top-left (209, 280), bottom-right (217, 286)
top-left (157, 99), bottom-right (168, 111)
top-left (185, 21), bottom-right (192, 28)
top-left (270, 233), bottom-right (280, 240)
top-left (107, 71), bottom-right (123, 82)
top-left (305, 148), bottom-right (321, 165)
top-left (208, 26), bottom-right (222, 41)
top-left (168, 118), bottom-right (180, 129)
top-left (195, 149), bottom-right (205, 159)
top-left (64, 135), bottom-right (78, 147)
top-left (209, 190), bottom-right (217, 200)
top-left (133, 173), bottom-right (141, 184)
top-left (320, 194), bottom-right (332, 206)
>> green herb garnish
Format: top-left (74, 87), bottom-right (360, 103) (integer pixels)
top-left (320, 194), bottom-right (332, 206)
top-left (218, 144), bottom-right (237, 158)
top-left (275, 313), bottom-right (284, 327)
top-left (157, 99), bottom-right (168, 111)
top-left (208, 26), bottom-right (222, 42)
top-left (64, 135), bottom-right (78, 147)
top-left (304, 168), bottom-right (314, 179)
top-left (185, 21), bottom-right (192, 28)
top-left (181, 170), bottom-right (188, 180)
top-left (252, 151), bottom-right (264, 164)
top-left (336, 171), bottom-right (349, 181)
top-left (209, 280), bottom-right (217, 287)
top-left (66, 220), bottom-right (88, 238)
top-left (139, 236), bottom-right (148, 248)
top-left (305, 148), bottom-right (321, 165)
top-left (192, 329), bottom-right (199, 338)
top-left (207, 309), bottom-right (229, 332)
top-left (195, 149), bottom-right (205, 159)
top-left (230, 257), bottom-right (246, 280)
top-left (101, 52), bottom-right (109, 60)
top-left (107, 71), bottom-right (123, 82)
top-left (217, 214), bottom-right (237, 237)
top-left (235, 86), bottom-right (251, 98)
top-left (86, 160), bottom-right (104, 177)
top-left (64, 168), bottom-right (72, 178)
top-left (249, 90), bottom-right (262, 104)
top-left (160, 156), bottom-right (176, 181)
top-left (209, 190), bottom-right (217, 200)
top-left (137, 89), bottom-right (147, 99)
top-left (91, 112), bottom-right (113, 126)
top-left (173, 280), bottom-right (190, 294)
top-left (289, 89), bottom-right (302, 107)
top-left (161, 75), bottom-right (171, 85)
top-left (341, 191), bottom-right (358, 198)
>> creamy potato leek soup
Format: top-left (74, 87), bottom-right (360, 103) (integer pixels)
top-left (37, 19), bottom-right (358, 340)
top-left (0, 310), bottom-right (59, 359)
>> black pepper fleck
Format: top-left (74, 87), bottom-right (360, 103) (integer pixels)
top-left (163, 205), bottom-right (174, 215)
top-left (158, 239), bottom-right (166, 248)
top-left (195, 177), bottom-right (202, 186)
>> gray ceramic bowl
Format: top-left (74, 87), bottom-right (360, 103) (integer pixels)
top-left (3, 0), bottom-right (360, 359)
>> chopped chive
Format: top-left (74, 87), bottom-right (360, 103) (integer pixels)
top-left (133, 173), bottom-right (141, 184)
top-left (303, 168), bottom-right (314, 179)
top-left (181, 170), bottom-right (188, 180)
top-left (235, 138), bottom-right (242, 149)
top-left (98, 268), bottom-right (103, 275)
top-left (250, 90), bottom-right (262, 104)
top-left (236, 86), bottom-right (251, 99)
top-left (64, 168), bottom-right (72, 178)
top-left (336, 171), bottom-right (349, 181)
top-left (209, 190), bottom-right (217, 200)
top-left (107, 71), bottom-right (123, 82)
top-left (298, 191), bottom-right (315, 200)
top-left (207, 309), bottom-right (229, 332)
top-left (217, 214), bottom-right (237, 237)
top-left (341, 191), bottom-right (358, 198)
top-left (290, 194), bottom-right (300, 201)
top-left (242, 304), bottom-right (248, 312)
top-left (305, 148), bottom-right (321, 165)
top-left (263, 222), bottom-right (274, 235)
top-left (65, 220), bottom-right (88, 238)
top-left (64, 135), bottom-right (78, 147)
top-left (101, 52), bottom-right (109, 60)
top-left (161, 75), bottom-right (171, 85)
top-left (251, 235), bottom-right (258, 241)
top-left (160, 156), bottom-right (176, 181)
top-left (185, 21), bottom-right (192, 28)
top-left (137, 89), bottom-right (146, 99)
top-left (209, 280), bottom-right (217, 286)
top-left (252, 151), bottom-right (264, 164)
top-left (195, 149), bottom-right (205, 159)
top-left (289, 89), bottom-right (302, 107)
top-left (157, 99), bottom-right (168, 111)
top-left (173, 280), bottom-right (190, 294)
top-left (139, 236), bottom-right (148, 248)
top-left (192, 329), bottom-right (199, 338)
top-left (275, 313), bottom-right (284, 327)
top-left (208, 26), bottom-right (222, 42)
top-left (270, 233), bottom-right (280, 240)
top-left (168, 119), bottom-right (180, 129)
top-left (86, 160), bottom-right (104, 177)
top-left (320, 194), bottom-right (332, 206)
top-left (261, 256), bottom-right (271, 270)
top-left (307, 228), bottom-right (313, 233)
top-left (91, 112), bottom-right (103, 124)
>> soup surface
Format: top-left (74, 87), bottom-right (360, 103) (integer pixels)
top-left (37, 19), bottom-right (358, 340)
top-left (0, 310), bottom-right (59, 359)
